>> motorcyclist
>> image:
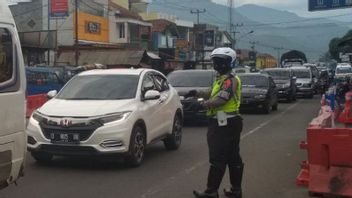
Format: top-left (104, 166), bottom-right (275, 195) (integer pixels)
top-left (193, 47), bottom-right (243, 198)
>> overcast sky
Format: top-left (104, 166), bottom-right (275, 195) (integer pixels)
top-left (215, 0), bottom-right (351, 21)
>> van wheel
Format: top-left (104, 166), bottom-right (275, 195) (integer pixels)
top-left (126, 125), bottom-right (146, 167)
top-left (263, 104), bottom-right (271, 114)
top-left (31, 151), bottom-right (53, 163)
top-left (164, 114), bottom-right (183, 150)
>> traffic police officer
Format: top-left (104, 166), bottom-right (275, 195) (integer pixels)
top-left (193, 47), bottom-right (243, 198)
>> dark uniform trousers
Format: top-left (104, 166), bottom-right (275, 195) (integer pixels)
top-left (206, 116), bottom-right (243, 191)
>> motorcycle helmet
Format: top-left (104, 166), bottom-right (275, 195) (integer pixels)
top-left (210, 47), bottom-right (236, 75)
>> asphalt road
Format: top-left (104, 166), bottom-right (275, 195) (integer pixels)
top-left (0, 97), bottom-right (320, 198)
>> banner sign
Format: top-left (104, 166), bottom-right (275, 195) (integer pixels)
top-left (51, 0), bottom-right (69, 18)
top-left (309, 0), bottom-right (352, 11)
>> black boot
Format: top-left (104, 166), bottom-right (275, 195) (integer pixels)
top-left (224, 164), bottom-right (244, 198)
top-left (193, 166), bottom-right (225, 198)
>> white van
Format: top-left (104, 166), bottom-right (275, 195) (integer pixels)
top-left (0, 2), bottom-right (26, 189)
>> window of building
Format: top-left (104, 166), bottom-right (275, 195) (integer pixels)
top-left (0, 28), bottom-right (13, 85)
top-left (118, 23), bottom-right (125, 39)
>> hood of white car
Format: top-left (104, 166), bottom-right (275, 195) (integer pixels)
top-left (38, 98), bottom-right (136, 117)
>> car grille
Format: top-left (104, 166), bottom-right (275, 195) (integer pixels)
top-left (40, 122), bottom-right (102, 142)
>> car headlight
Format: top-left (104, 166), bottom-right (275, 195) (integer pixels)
top-left (32, 111), bottom-right (46, 122)
top-left (254, 94), bottom-right (266, 99)
top-left (283, 84), bottom-right (290, 88)
top-left (99, 111), bottom-right (132, 124)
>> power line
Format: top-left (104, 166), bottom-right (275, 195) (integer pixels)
top-left (243, 13), bottom-right (352, 27)
top-left (190, 9), bottom-right (206, 25)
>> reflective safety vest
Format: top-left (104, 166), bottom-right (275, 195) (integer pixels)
top-left (206, 75), bottom-right (242, 117)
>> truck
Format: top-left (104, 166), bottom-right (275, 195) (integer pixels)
top-left (281, 50), bottom-right (307, 68)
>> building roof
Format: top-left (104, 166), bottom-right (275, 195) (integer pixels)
top-left (109, 0), bottom-right (143, 20)
top-left (150, 19), bottom-right (178, 35)
top-left (0, 2), bottom-right (15, 24)
top-left (257, 53), bottom-right (275, 59)
top-left (57, 50), bottom-right (148, 66)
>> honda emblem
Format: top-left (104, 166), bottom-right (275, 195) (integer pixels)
top-left (60, 119), bottom-right (72, 127)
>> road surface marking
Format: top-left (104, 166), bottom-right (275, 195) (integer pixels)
top-left (241, 102), bottom-right (299, 140)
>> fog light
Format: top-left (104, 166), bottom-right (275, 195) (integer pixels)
top-left (100, 140), bottom-right (123, 148)
top-left (27, 136), bottom-right (37, 145)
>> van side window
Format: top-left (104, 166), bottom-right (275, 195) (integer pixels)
top-left (0, 28), bottom-right (13, 85)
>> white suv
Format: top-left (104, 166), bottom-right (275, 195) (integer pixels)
top-left (27, 69), bottom-right (183, 166)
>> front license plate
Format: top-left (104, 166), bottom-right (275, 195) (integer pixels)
top-left (50, 133), bottom-right (80, 144)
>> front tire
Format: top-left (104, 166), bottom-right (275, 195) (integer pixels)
top-left (263, 103), bottom-right (271, 114)
top-left (164, 114), bottom-right (183, 150)
top-left (272, 102), bottom-right (278, 111)
top-left (126, 125), bottom-right (146, 167)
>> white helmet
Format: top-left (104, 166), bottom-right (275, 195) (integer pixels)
top-left (210, 47), bottom-right (236, 73)
top-left (210, 47), bottom-right (236, 64)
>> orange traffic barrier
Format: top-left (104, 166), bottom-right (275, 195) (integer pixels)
top-left (297, 105), bottom-right (352, 197)
top-left (26, 94), bottom-right (47, 117)
top-left (338, 91), bottom-right (352, 127)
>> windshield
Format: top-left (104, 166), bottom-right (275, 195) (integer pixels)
top-left (240, 75), bottom-right (269, 88)
top-left (265, 70), bottom-right (290, 80)
top-left (292, 70), bottom-right (311, 79)
top-left (168, 72), bottom-right (213, 87)
top-left (56, 75), bottom-right (139, 100)
top-left (336, 67), bottom-right (352, 74)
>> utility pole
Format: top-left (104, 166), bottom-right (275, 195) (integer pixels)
top-left (190, 9), bottom-right (206, 25)
top-left (250, 41), bottom-right (256, 51)
top-left (274, 46), bottom-right (284, 67)
top-left (232, 23), bottom-right (243, 48)
top-left (47, 0), bottom-right (51, 66)
top-left (75, 0), bottom-right (79, 67)
top-left (228, 0), bottom-right (233, 33)
top-left (190, 9), bottom-right (206, 69)
top-left (249, 41), bottom-right (257, 68)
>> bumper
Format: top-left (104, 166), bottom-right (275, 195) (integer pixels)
top-left (240, 99), bottom-right (268, 110)
top-left (277, 89), bottom-right (292, 99)
top-left (26, 117), bottom-right (133, 156)
top-left (296, 87), bottom-right (313, 96)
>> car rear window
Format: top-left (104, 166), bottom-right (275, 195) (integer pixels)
top-left (292, 70), bottom-right (311, 79)
top-left (168, 71), bottom-right (213, 87)
top-left (336, 67), bottom-right (352, 74)
top-left (240, 75), bottom-right (269, 88)
top-left (264, 70), bottom-right (290, 80)
top-left (57, 75), bottom-right (139, 100)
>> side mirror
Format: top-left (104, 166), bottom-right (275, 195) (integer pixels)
top-left (47, 90), bottom-right (58, 99)
top-left (292, 76), bottom-right (297, 80)
top-left (143, 90), bottom-right (161, 101)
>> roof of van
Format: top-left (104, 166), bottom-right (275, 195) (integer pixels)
top-left (0, 2), bottom-right (15, 24)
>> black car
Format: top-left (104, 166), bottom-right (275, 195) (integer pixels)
top-left (239, 73), bottom-right (279, 114)
top-left (167, 70), bottom-right (217, 122)
top-left (262, 68), bottom-right (297, 102)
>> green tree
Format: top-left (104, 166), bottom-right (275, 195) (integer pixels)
top-left (329, 37), bottom-right (341, 61)
top-left (329, 30), bottom-right (352, 61)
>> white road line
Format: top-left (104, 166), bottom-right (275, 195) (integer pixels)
top-left (240, 102), bottom-right (299, 140)
top-left (140, 102), bottom-right (300, 198)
